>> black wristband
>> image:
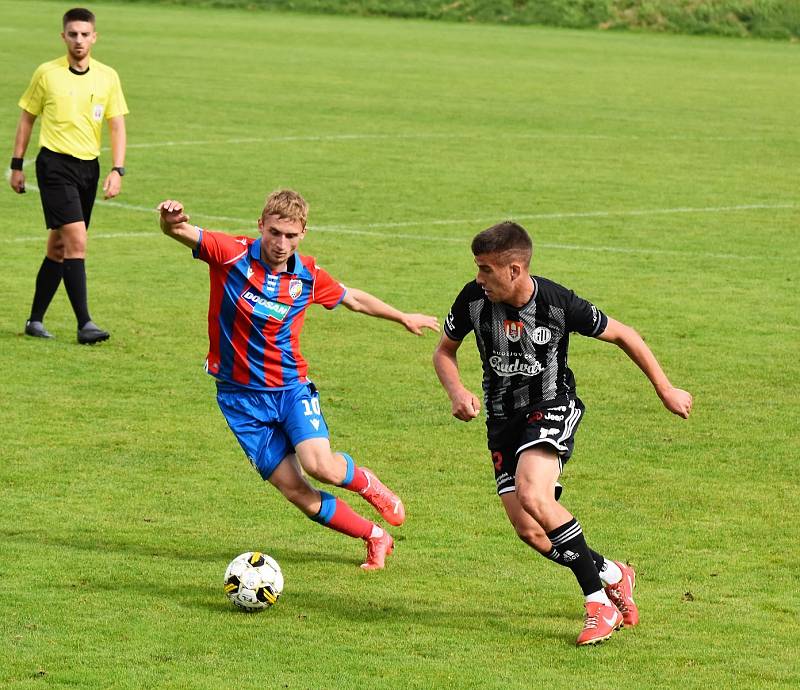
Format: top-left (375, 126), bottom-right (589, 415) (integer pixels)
top-left (10, 157), bottom-right (24, 171)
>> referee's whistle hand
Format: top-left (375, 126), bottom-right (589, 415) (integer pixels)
top-left (10, 170), bottom-right (26, 194)
top-left (102, 172), bottom-right (121, 199)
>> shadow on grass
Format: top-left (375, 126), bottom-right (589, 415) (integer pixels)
top-left (1, 530), bottom-right (578, 643)
top-left (0, 529), bottom-right (353, 566)
top-left (193, 584), bottom-right (575, 643)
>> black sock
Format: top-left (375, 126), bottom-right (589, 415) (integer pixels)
top-left (63, 258), bottom-right (91, 328)
top-left (546, 518), bottom-right (603, 596)
top-left (590, 549), bottom-right (605, 575)
top-left (29, 257), bottom-right (63, 323)
top-left (545, 545), bottom-right (606, 577)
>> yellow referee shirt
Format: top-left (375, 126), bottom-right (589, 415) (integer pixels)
top-left (18, 56), bottom-right (128, 161)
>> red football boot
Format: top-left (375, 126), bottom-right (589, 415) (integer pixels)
top-left (360, 530), bottom-right (394, 571)
top-left (359, 468), bottom-right (405, 526)
top-left (605, 561), bottom-right (639, 627)
top-left (576, 601), bottom-right (623, 646)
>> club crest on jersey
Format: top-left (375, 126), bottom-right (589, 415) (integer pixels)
top-left (532, 326), bottom-right (552, 344)
top-left (504, 320), bottom-right (523, 342)
top-left (288, 279), bottom-right (303, 300)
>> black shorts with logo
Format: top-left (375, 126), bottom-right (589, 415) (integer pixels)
top-left (35, 147), bottom-right (100, 230)
top-left (486, 396), bottom-right (585, 496)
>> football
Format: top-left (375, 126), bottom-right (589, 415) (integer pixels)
top-left (223, 551), bottom-right (284, 612)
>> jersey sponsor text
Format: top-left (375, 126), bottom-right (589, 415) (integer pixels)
top-left (242, 290), bottom-right (291, 321)
top-left (489, 355), bottom-right (543, 377)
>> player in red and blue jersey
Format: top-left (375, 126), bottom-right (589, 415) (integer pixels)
top-left (159, 190), bottom-right (439, 570)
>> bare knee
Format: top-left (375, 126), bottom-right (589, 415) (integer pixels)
top-left (516, 481), bottom-right (556, 524)
top-left (268, 455), bottom-right (323, 516)
top-left (300, 449), bottom-right (340, 485)
top-left (62, 237), bottom-right (87, 258)
top-left (513, 521), bottom-right (550, 555)
top-left (46, 237), bottom-right (65, 262)
top-left (270, 470), bottom-right (320, 517)
top-left (57, 224), bottom-right (87, 258)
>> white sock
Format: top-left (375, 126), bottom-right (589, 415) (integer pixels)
top-left (599, 559), bottom-right (622, 587)
top-left (585, 590), bottom-right (611, 605)
top-left (369, 524), bottom-right (384, 539)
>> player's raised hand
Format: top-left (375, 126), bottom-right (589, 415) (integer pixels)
top-left (660, 386), bottom-right (693, 419)
top-left (158, 199), bottom-right (190, 229)
top-left (402, 313), bottom-right (440, 336)
top-left (451, 387), bottom-right (481, 421)
top-left (158, 200), bottom-right (201, 248)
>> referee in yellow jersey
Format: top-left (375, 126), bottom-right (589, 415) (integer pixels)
top-left (9, 7), bottom-right (128, 344)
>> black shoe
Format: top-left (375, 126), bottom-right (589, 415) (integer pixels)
top-left (77, 320), bottom-right (110, 345)
top-left (25, 320), bottom-right (54, 338)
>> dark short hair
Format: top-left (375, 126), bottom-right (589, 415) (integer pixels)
top-left (471, 221), bottom-right (533, 266)
top-left (63, 8), bottom-right (95, 28)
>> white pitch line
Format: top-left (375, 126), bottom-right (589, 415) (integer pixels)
top-left (315, 203), bottom-right (798, 230)
top-left (10, 167), bottom-right (794, 230)
top-left (1, 228), bottom-right (749, 260)
top-left (111, 130), bottom-right (785, 151)
top-left (94, 198), bottom-right (799, 229)
top-left (5, 166), bottom-right (795, 260)
top-left (6, 203), bottom-right (789, 260)
top-left (11, 132), bottom-right (779, 158)
top-left (7, 197), bottom-right (796, 239)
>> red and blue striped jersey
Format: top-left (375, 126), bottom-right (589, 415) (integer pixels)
top-left (193, 229), bottom-right (346, 390)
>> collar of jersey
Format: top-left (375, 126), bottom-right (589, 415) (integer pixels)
top-left (60, 55), bottom-right (92, 75)
top-left (249, 241), bottom-right (311, 279)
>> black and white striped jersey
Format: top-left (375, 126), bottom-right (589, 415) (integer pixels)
top-left (443, 276), bottom-right (608, 420)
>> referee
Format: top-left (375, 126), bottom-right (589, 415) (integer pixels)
top-left (9, 7), bottom-right (128, 344)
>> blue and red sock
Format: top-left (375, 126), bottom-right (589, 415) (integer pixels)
top-left (310, 490), bottom-right (373, 540)
top-left (338, 452), bottom-right (369, 493)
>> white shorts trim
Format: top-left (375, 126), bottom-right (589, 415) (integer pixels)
top-left (516, 438), bottom-right (568, 457)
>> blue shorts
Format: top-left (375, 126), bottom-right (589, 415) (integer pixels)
top-left (216, 382), bottom-right (329, 480)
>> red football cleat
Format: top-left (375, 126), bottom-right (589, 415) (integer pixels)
top-left (576, 601), bottom-right (623, 646)
top-left (360, 530), bottom-right (394, 571)
top-left (359, 468), bottom-right (405, 526)
top-left (605, 561), bottom-right (639, 627)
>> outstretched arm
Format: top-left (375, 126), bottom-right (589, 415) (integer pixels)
top-left (432, 333), bottom-right (481, 421)
top-left (158, 199), bottom-right (201, 249)
top-left (341, 287), bottom-right (439, 335)
top-left (597, 317), bottom-right (693, 418)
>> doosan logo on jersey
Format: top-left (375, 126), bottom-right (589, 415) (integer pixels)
top-left (242, 291), bottom-right (291, 320)
top-left (243, 290), bottom-right (280, 309)
top-left (489, 356), bottom-right (543, 377)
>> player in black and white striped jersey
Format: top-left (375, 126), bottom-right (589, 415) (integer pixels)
top-left (433, 221), bottom-right (692, 646)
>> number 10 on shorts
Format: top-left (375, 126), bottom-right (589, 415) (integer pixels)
top-left (301, 398), bottom-right (321, 416)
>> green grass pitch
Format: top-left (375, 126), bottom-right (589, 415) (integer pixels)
top-left (1, 1), bottom-right (798, 688)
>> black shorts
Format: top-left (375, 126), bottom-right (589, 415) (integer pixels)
top-left (487, 396), bottom-right (585, 496)
top-left (35, 147), bottom-right (100, 230)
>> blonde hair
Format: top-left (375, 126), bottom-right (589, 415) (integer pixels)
top-left (261, 189), bottom-right (308, 228)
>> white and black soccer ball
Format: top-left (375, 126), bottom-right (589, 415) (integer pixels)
top-left (223, 551), bottom-right (284, 612)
